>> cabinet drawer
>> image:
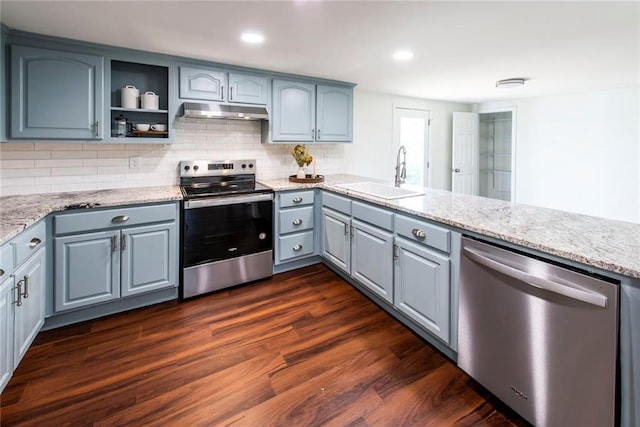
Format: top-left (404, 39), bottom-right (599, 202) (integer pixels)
top-left (278, 231), bottom-right (314, 262)
top-left (395, 215), bottom-right (450, 253)
top-left (279, 190), bottom-right (315, 208)
top-left (54, 203), bottom-right (177, 235)
top-left (322, 191), bottom-right (351, 215)
top-left (0, 243), bottom-right (14, 279)
top-left (279, 206), bottom-right (314, 234)
top-left (352, 201), bottom-right (393, 231)
top-left (13, 221), bottom-right (46, 267)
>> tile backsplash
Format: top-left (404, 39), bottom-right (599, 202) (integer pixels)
top-left (0, 119), bottom-right (346, 196)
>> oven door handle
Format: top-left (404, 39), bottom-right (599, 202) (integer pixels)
top-left (184, 193), bottom-right (274, 209)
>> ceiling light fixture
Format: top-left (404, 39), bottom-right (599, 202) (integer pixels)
top-left (496, 78), bottom-right (526, 88)
top-left (393, 50), bottom-right (414, 61)
top-left (241, 32), bottom-right (264, 44)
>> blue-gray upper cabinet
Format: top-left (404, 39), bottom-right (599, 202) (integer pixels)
top-left (10, 45), bottom-right (104, 140)
top-left (179, 66), bottom-right (226, 102)
top-left (228, 72), bottom-right (268, 105)
top-left (271, 79), bottom-right (316, 142)
top-left (270, 79), bottom-right (353, 143)
top-left (316, 85), bottom-right (353, 142)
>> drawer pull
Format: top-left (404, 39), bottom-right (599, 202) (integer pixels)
top-left (292, 197), bottom-right (303, 203)
top-left (112, 215), bottom-right (130, 223)
top-left (292, 219), bottom-right (302, 226)
top-left (29, 237), bottom-right (42, 248)
top-left (15, 280), bottom-right (23, 307)
top-left (22, 274), bottom-right (30, 299)
top-left (293, 244), bottom-right (303, 252)
top-left (412, 228), bottom-right (426, 239)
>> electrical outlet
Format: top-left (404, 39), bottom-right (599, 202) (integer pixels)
top-left (129, 156), bottom-right (141, 170)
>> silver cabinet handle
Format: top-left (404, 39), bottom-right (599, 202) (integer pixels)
top-left (317, 129), bottom-right (321, 140)
top-left (292, 197), bottom-right (303, 203)
top-left (111, 235), bottom-right (118, 253)
top-left (0, 268), bottom-right (4, 277)
top-left (22, 274), bottom-right (30, 299)
top-left (95, 120), bottom-right (100, 138)
top-left (412, 228), bottom-right (426, 239)
top-left (230, 86), bottom-right (233, 100)
top-left (15, 280), bottom-right (23, 306)
top-left (221, 86), bottom-right (224, 100)
top-left (121, 234), bottom-right (127, 251)
top-left (293, 244), bottom-right (303, 252)
top-left (344, 223), bottom-right (349, 235)
top-left (393, 243), bottom-right (399, 261)
top-left (112, 215), bottom-right (129, 223)
top-left (454, 168), bottom-right (461, 173)
top-left (292, 219), bottom-right (302, 226)
top-left (29, 237), bottom-right (42, 248)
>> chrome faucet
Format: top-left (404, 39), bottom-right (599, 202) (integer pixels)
top-left (394, 145), bottom-right (407, 187)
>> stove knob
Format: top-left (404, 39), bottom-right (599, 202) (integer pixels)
top-left (241, 164), bottom-right (247, 169)
top-left (184, 165), bottom-right (190, 171)
top-left (249, 163), bottom-right (254, 169)
top-left (193, 165), bottom-right (199, 171)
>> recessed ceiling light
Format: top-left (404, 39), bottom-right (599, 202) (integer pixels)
top-left (241, 32), bottom-right (264, 44)
top-left (496, 78), bottom-right (526, 88)
top-left (393, 50), bottom-right (414, 61)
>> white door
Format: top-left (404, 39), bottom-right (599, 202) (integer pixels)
top-left (393, 107), bottom-right (430, 187)
top-left (452, 112), bottom-right (479, 195)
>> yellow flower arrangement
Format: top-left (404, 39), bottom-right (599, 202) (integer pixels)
top-left (291, 144), bottom-right (313, 167)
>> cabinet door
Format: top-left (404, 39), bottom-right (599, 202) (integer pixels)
top-left (272, 79), bottom-right (315, 142)
top-left (351, 219), bottom-right (394, 303)
top-left (321, 208), bottom-right (351, 274)
top-left (12, 248), bottom-right (45, 368)
top-left (316, 85), bottom-right (353, 142)
top-left (0, 276), bottom-right (14, 391)
top-left (121, 223), bottom-right (177, 297)
top-left (11, 45), bottom-right (104, 140)
top-left (54, 231), bottom-right (120, 312)
top-left (394, 237), bottom-right (450, 343)
top-left (228, 72), bottom-right (267, 105)
top-left (179, 66), bottom-right (226, 101)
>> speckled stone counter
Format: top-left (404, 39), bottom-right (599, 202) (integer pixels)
top-left (260, 175), bottom-right (640, 279)
top-left (0, 186), bottom-right (182, 244)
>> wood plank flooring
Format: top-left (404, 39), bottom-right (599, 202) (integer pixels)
top-left (1, 264), bottom-right (527, 426)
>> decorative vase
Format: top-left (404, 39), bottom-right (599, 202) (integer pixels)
top-left (297, 167), bottom-right (306, 179)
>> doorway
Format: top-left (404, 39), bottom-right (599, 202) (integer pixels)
top-left (392, 106), bottom-right (430, 187)
top-left (452, 108), bottom-right (516, 201)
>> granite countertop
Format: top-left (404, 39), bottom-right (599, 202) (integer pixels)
top-left (2, 176), bottom-right (639, 279)
top-left (260, 175), bottom-right (640, 279)
top-left (0, 186), bottom-right (182, 243)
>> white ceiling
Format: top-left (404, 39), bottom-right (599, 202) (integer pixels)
top-left (1, 1), bottom-right (638, 104)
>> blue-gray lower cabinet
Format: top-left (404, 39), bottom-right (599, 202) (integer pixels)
top-left (0, 275), bottom-right (14, 391)
top-left (54, 231), bottom-right (120, 312)
top-left (11, 45), bottom-right (104, 140)
top-left (321, 207), bottom-right (351, 273)
top-left (12, 248), bottom-right (46, 367)
top-left (121, 223), bottom-right (177, 297)
top-left (53, 204), bottom-right (178, 313)
top-left (351, 219), bottom-right (394, 303)
top-left (394, 237), bottom-right (450, 343)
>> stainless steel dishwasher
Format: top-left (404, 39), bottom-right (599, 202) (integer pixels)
top-left (458, 236), bottom-right (618, 427)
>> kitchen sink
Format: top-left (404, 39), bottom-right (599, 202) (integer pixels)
top-left (335, 181), bottom-right (425, 200)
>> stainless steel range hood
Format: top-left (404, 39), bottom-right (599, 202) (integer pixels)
top-left (179, 102), bottom-right (268, 120)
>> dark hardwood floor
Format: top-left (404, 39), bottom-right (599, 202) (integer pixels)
top-left (1, 264), bottom-right (525, 426)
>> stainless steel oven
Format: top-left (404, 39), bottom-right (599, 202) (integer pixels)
top-left (180, 160), bottom-right (273, 299)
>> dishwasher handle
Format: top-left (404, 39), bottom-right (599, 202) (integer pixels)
top-left (463, 247), bottom-right (608, 308)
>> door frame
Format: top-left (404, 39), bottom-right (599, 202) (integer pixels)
top-left (478, 106), bottom-right (517, 202)
top-left (392, 105), bottom-right (431, 187)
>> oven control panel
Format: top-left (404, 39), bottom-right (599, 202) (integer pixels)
top-left (179, 160), bottom-right (256, 177)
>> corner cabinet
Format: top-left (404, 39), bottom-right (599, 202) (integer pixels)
top-left (269, 79), bottom-right (353, 143)
top-left (53, 203), bottom-right (178, 313)
top-left (10, 45), bottom-right (104, 139)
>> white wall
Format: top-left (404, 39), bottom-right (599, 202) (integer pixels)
top-left (479, 87), bottom-right (639, 223)
top-left (345, 89), bottom-right (472, 190)
top-left (0, 119), bottom-right (346, 196)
